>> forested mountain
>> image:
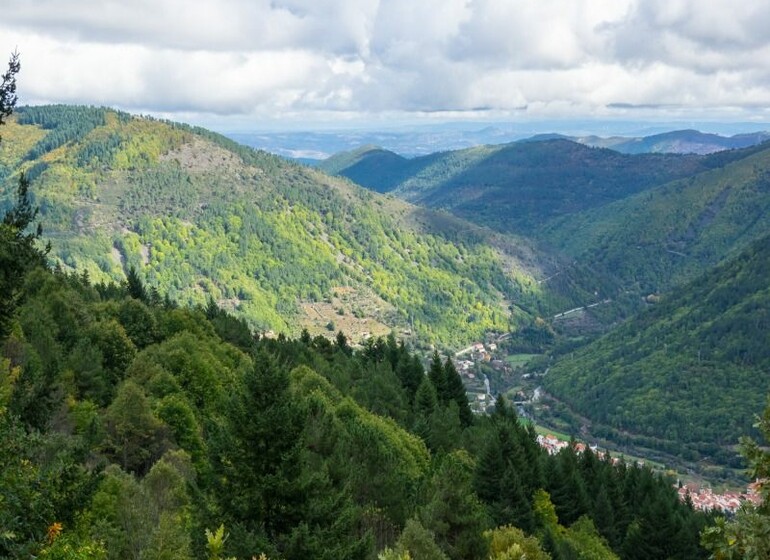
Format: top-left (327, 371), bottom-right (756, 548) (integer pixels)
top-left (319, 140), bottom-right (712, 234)
top-left (1, 58), bottom-right (767, 558)
top-left (521, 130), bottom-right (770, 155)
top-left (590, 130), bottom-right (770, 155)
top-left (0, 105), bottom-right (561, 347)
top-left (543, 234), bottom-right (770, 467)
top-left (543, 141), bottom-right (770, 295)
top-left (0, 232), bottom-right (713, 559)
top-left (318, 145), bottom-right (410, 192)
top-left (313, 127), bottom-right (770, 471)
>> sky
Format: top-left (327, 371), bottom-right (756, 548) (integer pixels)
top-left (2, 0), bottom-right (770, 131)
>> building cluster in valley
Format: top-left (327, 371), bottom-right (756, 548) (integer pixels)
top-left (455, 340), bottom-right (510, 414)
top-left (536, 434), bottom-right (630, 466)
top-left (536, 433), bottom-right (765, 514)
top-left (677, 481), bottom-right (763, 513)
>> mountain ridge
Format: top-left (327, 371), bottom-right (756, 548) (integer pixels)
top-left (542, 139), bottom-right (770, 294)
top-left (0, 105), bottom-right (562, 347)
top-left (542, 233), bottom-right (770, 467)
top-left (318, 139), bottom-right (712, 234)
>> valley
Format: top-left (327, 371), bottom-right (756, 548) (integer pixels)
top-left (318, 132), bottom-right (770, 485)
top-left (4, 105), bottom-right (769, 482)
top-left (0, 106), bottom-right (576, 348)
top-left (2, 101), bottom-right (769, 560)
top-left (5, 3), bottom-right (770, 557)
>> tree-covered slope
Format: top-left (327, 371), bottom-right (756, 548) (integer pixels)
top-left (317, 145), bottom-right (410, 192)
top-left (0, 105), bottom-right (556, 346)
top-left (0, 256), bottom-right (712, 559)
top-left (543, 141), bottom-right (770, 295)
top-left (543, 234), bottom-right (770, 465)
top-left (604, 130), bottom-right (770, 155)
top-left (321, 139), bottom-right (711, 234)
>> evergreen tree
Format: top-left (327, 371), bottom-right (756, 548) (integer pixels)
top-left (475, 416), bottom-right (536, 531)
top-left (216, 350), bottom-right (304, 540)
top-left (548, 447), bottom-right (591, 527)
top-left (204, 295), bottom-right (220, 320)
top-left (428, 351), bottom-right (446, 403)
top-left (425, 402), bottom-right (463, 454)
top-left (443, 357), bottom-right (473, 427)
top-left (415, 376), bottom-right (439, 418)
top-left (385, 332), bottom-right (401, 370)
top-left (216, 352), bottom-right (368, 559)
top-left (419, 451), bottom-right (490, 560)
top-left (0, 51), bottom-right (20, 131)
top-left (300, 328), bottom-right (311, 345)
top-left (335, 330), bottom-right (351, 356)
top-left (125, 266), bottom-right (148, 302)
top-left (0, 174), bottom-right (48, 339)
top-left (395, 351), bottom-right (424, 403)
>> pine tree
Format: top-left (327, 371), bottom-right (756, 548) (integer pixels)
top-left (205, 295), bottom-right (220, 320)
top-left (414, 377), bottom-right (438, 418)
top-left (0, 173), bottom-right (48, 339)
top-left (216, 352), bottom-right (369, 559)
top-left (428, 351), bottom-right (446, 403)
top-left (443, 357), bottom-right (473, 427)
top-left (217, 351), bottom-right (305, 539)
top-left (335, 330), bottom-right (352, 356)
top-left (125, 266), bottom-right (148, 302)
top-left (0, 51), bottom-right (20, 131)
top-left (419, 451), bottom-right (490, 560)
top-left (548, 447), bottom-right (591, 526)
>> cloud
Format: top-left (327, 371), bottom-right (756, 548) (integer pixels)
top-left (1, 0), bottom-right (769, 125)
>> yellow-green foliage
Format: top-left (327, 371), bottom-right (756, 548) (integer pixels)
top-left (290, 365), bottom-right (429, 523)
top-left (0, 105), bottom-right (544, 346)
top-left (291, 365), bottom-right (429, 479)
top-left (378, 548), bottom-right (411, 560)
top-left (485, 525), bottom-right (550, 560)
top-left (0, 117), bottom-right (47, 163)
top-left (533, 491), bottom-right (618, 560)
top-left (0, 357), bottom-right (20, 414)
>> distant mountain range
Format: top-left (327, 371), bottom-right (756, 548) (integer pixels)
top-left (229, 125), bottom-right (770, 160)
top-left (525, 129), bottom-right (770, 155)
top-left (320, 139), bottom-right (770, 296)
top-left (318, 140), bottom-right (712, 234)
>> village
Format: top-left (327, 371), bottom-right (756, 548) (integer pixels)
top-left (537, 431), bottom-right (764, 514)
top-left (453, 339), bottom-right (515, 414)
top-left (452, 339), bottom-right (765, 515)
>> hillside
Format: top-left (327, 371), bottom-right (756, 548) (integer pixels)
top-left (598, 130), bottom-right (770, 155)
top-left (0, 235), bottom-right (713, 558)
top-left (542, 234), bottom-right (770, 467)
top-left (0, 105), bottom-right (557, 346)
top-left (319, 140), bottom-right (711, 234)
top-left (543, 141), bottom-right (770, 295)
top-left (525, 130), bottom-right (770, 155)
top-left (316, 144), bottom-right (410, 192)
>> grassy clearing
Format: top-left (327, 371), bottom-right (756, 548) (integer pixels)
top-left (505, 353), bottom-right (541, 368)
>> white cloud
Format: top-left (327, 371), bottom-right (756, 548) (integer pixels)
top-left (1, 0), bottom-right (769, 126)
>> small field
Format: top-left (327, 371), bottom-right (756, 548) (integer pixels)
top-left (505, 353), bottom-right (542, 368)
